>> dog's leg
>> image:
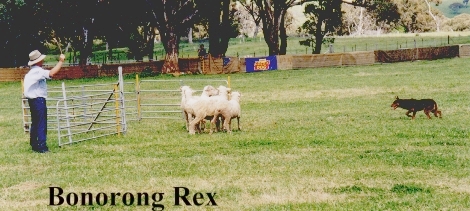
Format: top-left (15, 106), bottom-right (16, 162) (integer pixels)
top-left (405, 110), bottom-right (412, 117)
top-left (412, 111), bottom-right (417, 120)
top-left (433, 103), bottom-right (442, 118)
top-left (424, 110), bottom-right (432, 119)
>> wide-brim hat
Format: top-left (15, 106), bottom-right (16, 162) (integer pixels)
top-left (28, 50), bottom-right (46, 66)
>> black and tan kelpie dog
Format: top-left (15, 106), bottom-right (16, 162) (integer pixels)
top-left (391, 96), bottom-right (442, 120)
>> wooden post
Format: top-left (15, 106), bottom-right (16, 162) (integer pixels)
top-left (136, 74), bottom-right (141, 121)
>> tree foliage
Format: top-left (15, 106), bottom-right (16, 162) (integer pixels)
top-left (0, 0), bottom-right (468, 68)
top-left (299, 0), bottom-right (343, 54)
top-left (0, 0), bottom-right (48, 67)
top-left (144, 0), bottom-right (198, 73)
top-left (195, 0), bottom-right (239, 57)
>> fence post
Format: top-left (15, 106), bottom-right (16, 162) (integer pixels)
top-left (61, 82), bottom-right (73, 144)
top-left (118, 67), bottom-right (127, 134)
top-left (136, 74), bottom-right (141, 121)
top-left (21, 80), bottom-right (29, 133)
top-left (114, 84), bottom-right (121, 137)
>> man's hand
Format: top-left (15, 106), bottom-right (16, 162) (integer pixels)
top-left (59, 54), bottom-right (65, 62)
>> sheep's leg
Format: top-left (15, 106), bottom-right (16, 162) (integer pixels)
top-left (237, 117), bottom-right (241, 131)
top-left (183, 111), bottom-right (190, 131)
top-left (222, 114), bottom-right (231, 134)
top-left (198, 119), bottom-right (205, 133)
top-left (189, 116), bottom-right (204, 135)
top-left (216, 117), bottom-right (221, 132)
top-left (209, 115), bottom-right (218, 134)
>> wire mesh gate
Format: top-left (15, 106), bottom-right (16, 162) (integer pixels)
top-left (136, 77), bottom-right (230, 120)
top-left (21, 68), bottom-right (134, 147)
top-left (21, 66), bottom-right (230, 147)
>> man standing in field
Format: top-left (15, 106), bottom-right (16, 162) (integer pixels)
top-left (23, 50), bottom-right (65, 153)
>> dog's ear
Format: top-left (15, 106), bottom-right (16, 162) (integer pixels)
top-left (395, 96), bottom-right (399, 100)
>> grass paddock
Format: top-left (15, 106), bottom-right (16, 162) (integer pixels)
top-left (1, 58), bottom-right (470, 210)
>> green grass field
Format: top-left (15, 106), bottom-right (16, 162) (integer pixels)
top-left (1, 57), bottom-right (470, 210)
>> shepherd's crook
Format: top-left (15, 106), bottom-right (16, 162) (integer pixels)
top-left (53, 38), bottom-right (63, 54)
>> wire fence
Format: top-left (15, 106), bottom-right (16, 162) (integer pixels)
top-left (45, 34), bottom-right (470, 66)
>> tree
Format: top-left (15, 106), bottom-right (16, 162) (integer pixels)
top-left (253, 0), bottom-right (302, 55)
top-left (393, 0), bottom-right (441, 32)
top-left (341, 0), bottom-right (399, 35)
top-left (145, 0), bottom-right (198, 73)
top-left (196, 0), bottom-right (239, 57)
top-left (424, 0), bottom-right (442, 31)
top-left (299, 0), bottom-right (343, 54)
top-left (248, 0), bottom-right (373, 56)
top-left (442, 13), bottom-right (470, 31)
top-left (238, 0), bottom-right (263, 37)
top-left (0, 0), bottom-right (49, 67)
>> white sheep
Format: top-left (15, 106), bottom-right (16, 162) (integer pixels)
top-left (180, 85), bottom-right (217, 132)
top-left (211, 91), bottom-right (241, 134)
top-left (201, 85), bottom-right (231, 132)
top-left (188, 87), bottom-right (231, 134)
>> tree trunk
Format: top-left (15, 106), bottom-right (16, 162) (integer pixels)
top-left (107, 42), bottom-right (113, 63)
top-left (253, 24), bottom-right (260, 38)
top-left (207, 0), bottom-right (231, 57)
top-left (264, 23), bottom-right (279, 55)
top-left (162, 51), bottom-right (179, 74)
top-left (188, 28), bottom-right (193, 44)
top-left (208, 10), bottom-right (221, 56)
top-left (145, 26), bottom-right (155, 61)
top-left (161, 29), bottom-right (180, 73)
top-left (79, 23), bottom-right (94, 66)
top-left (279, 11), bottom-right (287, 55)
top-left (313, 18), bottom-right (324, 54)
top-left (258, 0), bottom-right (281, 56)
top-left (219, 0), bottom-right (231, 57)
top-left (358, 7), bottom-right (364, 35)
top-left (424, 0), bottom-right (440, 32)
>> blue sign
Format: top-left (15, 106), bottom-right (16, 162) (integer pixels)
top-left (245, 56), bottom-right (277, 73)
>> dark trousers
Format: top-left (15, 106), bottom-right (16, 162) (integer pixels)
top-left (28, 97), bottom-right (49, 152)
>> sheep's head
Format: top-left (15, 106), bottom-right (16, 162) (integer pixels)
top-left (180, 86), bottom-right (194, 97)
top-left (231, 91), bottom-right (241, 102)
top-left (201, 85), bottom-right (218, 97)
top-left (217, 86), bottom-right (231, 97)
top-left (180, 85), bottom-right (191, 91)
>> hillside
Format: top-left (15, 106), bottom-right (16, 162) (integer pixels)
top-left (434, 0), bottom-right (470, 18)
